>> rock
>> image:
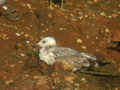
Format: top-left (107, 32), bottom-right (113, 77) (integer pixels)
top-left (81, 45), bottom-right (87, 50)
top-left (5, 80), bottom-right (14, 85)
top-left (76, 38), bottom-right (83, 44)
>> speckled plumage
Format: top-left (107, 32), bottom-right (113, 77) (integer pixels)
top-left (37, 37), bottom-right (105, 72)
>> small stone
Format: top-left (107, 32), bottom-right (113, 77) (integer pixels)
top-left (111, 13), bottom-right (118, 18)
top-left (24, 74), bottom-right (30, 78)
top-left (46, 28), bottom-right (49, 31)
top-left (70, 13), bottom-right (74, 16)
top-left (20, 53), bottom-right (25, 57)
top-left (26, 41), bottom-right (30, 44)
top-left (48, 13), bottom-right (52, 18)
top-left (81, 45), bottom-right (87, 50)
top-left (78, 16), bottom-right (83, 20)
top-left (24, 34), bottom-right (29, 38)
top-left (26, 3), bottom-right (32, 9)
top-left (115, 88), bottom-right (119, 90)
top-left (96, 36), bottom-right (98, 40)
top-left (118, 11), bottom-right (120, 14)
top-left (100, 12), bottom-right (106, 16)
top-left (93, 0), bottom-right (98, 3)
top-left (85, 14), bottom-right (89, 18)
top-left (16, 33), bottom-right (21, 36)
top-left (76, 38), bottom-right (83, 44)
top-left (105, 28), bottom-right (110, 33)
top-left (21, 3), bottom-right (26, 7)
top-left (81, 77), bottom-right (87, 83)
top-left (59, 27), bottom-right (65, 31)
top-left (33, 76), bottom-right (39, 79)
top-left (108, 15), bottom-right (112, 18)
top-left (41, 24), bottom-right (44, 26)
top-left (81, 77), bottom-right (86, 81)
top-left (9, 64), bottom-right (15, 68)
top-left (5, 80), bottom-right (14, 85)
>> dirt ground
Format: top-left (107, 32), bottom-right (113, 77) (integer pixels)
top-left (0, 0), bottom-right (120, 90)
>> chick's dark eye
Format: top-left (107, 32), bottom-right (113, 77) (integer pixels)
top-left (42, 40), bottom-right (46, 43)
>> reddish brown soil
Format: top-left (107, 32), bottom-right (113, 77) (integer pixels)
top-left (0, 0), bottom-right (120, 90)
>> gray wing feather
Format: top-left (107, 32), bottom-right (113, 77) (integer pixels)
top-left (51, 46), bottom-right (79, 58)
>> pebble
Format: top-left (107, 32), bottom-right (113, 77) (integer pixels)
top-left (70, 13), bottom-right (74, 17)
top-left (9, 64), bottom-right (15, 68)
top-left (26, 3), bottom-right (32, 9)
top-left (111, 13), bottom-right (118, 18)
top-left (100, 12), bottom-right (106, 16)
top-left (48, 13), bottom-right (52, 18)
top-left (81, 45), bottom-right (87, 50)
top-left (20, 53), bottom-right (25, 57)
top-left (108, 15), bottom-right (112, 18)
top-left (24, 74), bottom-right (30, 78)
top-left (84, 14), bottom-right (89, 18)
top-left (24, 34), bottom-right (29, 38)
top-left (59, 27), bottom-right (66, 31)
top-left (81, 77), bottom-right (87, 83)
top-left (33, 75), bottom-right (40, 80)
top-left (76, 38), bottom-right (83, 44)
top-left (26, 41), bottom-right (30, 44)
top-left (78, 16), bottom-right (83, 20)
top-left (95, 36), bottom-right (98, 40)
top-left (16, 33), bottom-right (21, 36)
top-left (115, 88), bottom-right (119, 90)
top-left (105, 28), bottom-right (110, 33)
top-left (93, 0), bottom-right (98, 3)
top-left (5, 80), bottom-right (14, 85)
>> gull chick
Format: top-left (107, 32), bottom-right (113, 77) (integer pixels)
top-left (37, 37), bottom-right (108, 72)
